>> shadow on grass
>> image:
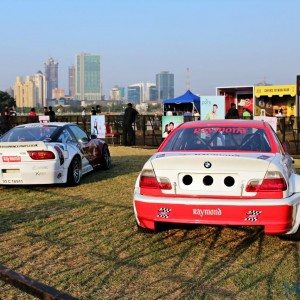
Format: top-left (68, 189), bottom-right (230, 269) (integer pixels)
top-left (0, 160), bottom-right (299, 299)
top-left (80, 155), bottom-right (151, 185)
top-left (99, 223), bottom-right (299, 300)
top-left (0, 197), bottom-right (299, 299)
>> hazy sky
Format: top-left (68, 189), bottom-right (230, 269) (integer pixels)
top-left (1, 0), bottom-right (300, 97)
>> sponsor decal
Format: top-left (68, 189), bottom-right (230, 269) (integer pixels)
top-left (2, 179), bottom-right (23, 184)
top-left (244, 210), bottom-right (262, 222)
top-left (194, 128), bottom-right (247, 134)
top-left (35, 171), bottom-right (47, 176)
top-left (193, 208), bottom-right (222, 217)
top-left (0, 144), bottom-right (38, 148)
top-left (2, 156), bottom-right (21, 162)
top-left (156, 154), bottom-right (166, 158)
top-left (157, 208), bottom-right (171, 218)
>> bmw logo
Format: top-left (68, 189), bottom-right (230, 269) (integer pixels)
top-left (204, 161), bottom-right (212, 169)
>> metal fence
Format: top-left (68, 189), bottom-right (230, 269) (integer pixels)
top-left (0, 115), bottom-right (300, 154)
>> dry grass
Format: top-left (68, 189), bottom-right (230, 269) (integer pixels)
top-left (0, 146), bottom-right (299, 299)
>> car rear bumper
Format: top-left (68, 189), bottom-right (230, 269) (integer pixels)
top-left (133, 192), bottom-right (300, 234)
top-left (0, 161), bottom-right (66, 184)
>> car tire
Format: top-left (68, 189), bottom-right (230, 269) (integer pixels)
top-left (281, 226), bottom-right (300, 241)
top-left (67, 156), bottom-right (82, 186)
top-left (101, 145), bottom-right (111, 170)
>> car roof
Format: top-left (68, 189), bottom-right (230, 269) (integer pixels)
top-left (179, 120), bottom-right (269, 129)
top-left (16, 122), bottom-right (73, 128)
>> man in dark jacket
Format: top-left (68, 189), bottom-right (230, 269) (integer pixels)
top-left (49, 106), bottom-right (56, 122)
top-left (225, 103), bottom-right (239, 119)
top-left (123, 103), bottom-right (138, 146)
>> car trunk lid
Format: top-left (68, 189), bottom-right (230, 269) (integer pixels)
top-left (150, 152), bottom-right (275, 197)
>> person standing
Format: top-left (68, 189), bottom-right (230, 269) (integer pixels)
top-left (225, 103), bottom-right (239, 119)
top-left (81, 108), bottom-right (87, 132)
top-left (242, 108), bottom-right (251, 119)
top-left (43, 106), bottom-right (49, 116)
top-left (49, 106), bottom-right (56, 122)
top-left (91, 107), bottom-right (96, 115)
top-left (122, 103), bottom-right (138, 146)
top-left (96, 105), bottom-right (101, 114)
top-left (28, 107), bottom-right (37, 122)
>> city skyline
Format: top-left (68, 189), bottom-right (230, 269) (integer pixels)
top-left (1, 0), bottom-right (300, 98)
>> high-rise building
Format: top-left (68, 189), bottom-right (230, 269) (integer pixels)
top-left (32, 71), bottom-right (46, 107)
top-left (14, 76), bottom-right (35, 108)
top-left (127, 83), bottom-right (143, 104)
top-left (75, 53), bottom-right (101, 104)
top-left (68, 65), bottom-right (75, 97)
top-left (14, 71), bottom-right (46, 108)
top-left (109, 85), bottom-right (125, 101)
top-left (145, 82), bottom-right (158, 101)
top-left (156, 71), bottom-right (174, 101)
top-left (44, 57), bottom-right (58, 100)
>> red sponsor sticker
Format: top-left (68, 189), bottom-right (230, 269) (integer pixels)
top-left (194, 127), bottom-right (247, 134)
top-left (2, 156), bottom-right (21, 162)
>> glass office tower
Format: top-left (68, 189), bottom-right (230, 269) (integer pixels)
top-left (156, 71), bottom-right (174, 101)
top-left (76, 53), bottom-right (101, 103)
top-left (44, 57), bottom-right (58, 101)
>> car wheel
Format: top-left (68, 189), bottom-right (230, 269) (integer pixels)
top-left (281, 226), bottom-right (300, 241)
top-left (67, 156), bottom-right (82, 186)
top-left (101, 145), bottom-right (111, 170)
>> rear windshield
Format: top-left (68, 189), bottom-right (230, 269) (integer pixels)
top-left (162, 126), bottom-right (271, 152)
top-left (0, 126), bottom-right (58, 142)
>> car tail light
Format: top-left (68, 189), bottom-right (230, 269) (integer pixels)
top-left (139, 169), bottom-right (172, 190)
top-left (246, 171), bottom-right (287, 192)
top-left (28, 151), bottom-right (55, 160)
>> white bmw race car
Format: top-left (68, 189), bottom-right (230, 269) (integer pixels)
top-left (133, 120), bottom-right (300, 240)
top-left (0, 122), bottom-right (111, 185)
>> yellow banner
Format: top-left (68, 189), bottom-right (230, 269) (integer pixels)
top-left (255, 85), bottom-right (296, 97)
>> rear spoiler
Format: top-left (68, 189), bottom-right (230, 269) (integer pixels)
top-left (0, 141), bottom-right (47, 150)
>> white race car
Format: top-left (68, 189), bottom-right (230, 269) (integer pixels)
top-left (0, 122), bottom-right (111, 185)
top-left (133, 120), bottom-right (300, 240)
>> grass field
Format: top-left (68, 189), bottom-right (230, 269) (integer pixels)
top-left (0, 146), bottom-right (299, 299)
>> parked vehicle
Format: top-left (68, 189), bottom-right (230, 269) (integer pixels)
top-left (133, 120), bottom-right (300, 240)
top-left (0, 122), bottom-right (111, 185)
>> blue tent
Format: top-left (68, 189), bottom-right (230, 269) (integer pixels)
top-left (163, 90), bottom-right (200, 112)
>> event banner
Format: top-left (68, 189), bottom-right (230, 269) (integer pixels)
top-left (200, 96), bottom-right (225, 120)
top-left (162, 116), bottom-right (184, 138)
top-left (39, 115), bottom-right (50, 123)
top-left (91, 115), bottom-right (105, 138)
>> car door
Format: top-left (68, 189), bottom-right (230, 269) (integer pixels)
top-left (68, 125), bottom-right (98, 168)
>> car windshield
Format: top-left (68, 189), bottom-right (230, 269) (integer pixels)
top-left (162, 126), bottom-right (272, 152)
top-left (0, 125), bottom-right (58, 142)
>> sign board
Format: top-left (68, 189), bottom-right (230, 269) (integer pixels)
top-left (162, 116), bottom-right (183, 138)
top-left (91, 115), bottom-right (105, 138)
top-left (200, 96), bottom-right (225, 120)
top-left (39, 115), bottom-right (50, 123)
